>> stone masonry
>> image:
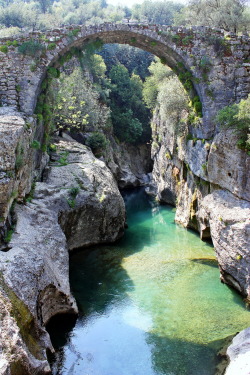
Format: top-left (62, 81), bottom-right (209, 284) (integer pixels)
top-left (0, 23), bottom-right (249, 139)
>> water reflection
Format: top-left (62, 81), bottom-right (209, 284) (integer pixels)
top-left (48, 188), bottom-right (250, 375)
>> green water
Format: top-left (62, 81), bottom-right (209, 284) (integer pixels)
top-left (49, 188), bottom-right (250, 375)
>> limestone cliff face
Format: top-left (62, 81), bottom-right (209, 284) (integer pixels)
top-left (150, 108), bottom-right (250, 298)
top-left (105, 138), bottom-right (152, 189)
top-left (0, 113), bottom-right (125, 374)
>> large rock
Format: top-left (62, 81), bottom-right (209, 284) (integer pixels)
top-left (0, 137), bottom-right (126, 374)
top-left (207, 130), bottom-right (250, 202)
top-left (225, 328), bottom-right (250, 375)
top-left (198, 190), bottom-right (250, 298)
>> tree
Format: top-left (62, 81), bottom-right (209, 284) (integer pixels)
top-left (143, 58), bottom-right (173, 109)
top-left (132, 0), bottom-right (184, 25)
top-left (178, 0), bottom-right (249, 32)
top-left (49, 67), bottom-right (110, 134)
top-left (36, 0), bottom-right (52, 14)
top-left (108, 64), bottom-right (150, 144)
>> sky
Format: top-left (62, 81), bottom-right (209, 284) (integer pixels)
top-left (107, 0), bottom-right (188, 7)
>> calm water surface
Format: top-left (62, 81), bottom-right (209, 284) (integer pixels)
top-left (49, 188), bottom-right (250, 375)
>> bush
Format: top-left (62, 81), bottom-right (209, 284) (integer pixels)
top-left (47, 43), bottom-right (56, 50)
top-left (47, 67), bottom-right (60, 78)
top-left (216, 95), bottom-right (250, 153)
top-left (18, 40), bottom-right (45, 57)
top-left (0, 45), bottom-right (8, 53)
top-left (86, 132), bottom-right (107, 152)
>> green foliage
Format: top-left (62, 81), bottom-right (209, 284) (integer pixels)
top-left (71, 28), bottom-right (81, 37)
top-left (69, 187), bottom-right (80, 198)
top-left (57, 151), bottom-right (69, 166)
top-left (86, 132), bottom-right (107, 152)
top-left (143, 58), bottom-right (173, 109)
top-left (216, 104), bottom-right (239, 128)
top-left (15, 84), bottom-right (21, 92)
top-left (6, 40), bottom-right (19, 47)
top-left (172, 34), bottom-right (181, 44)
top-left (157, 76), bottom-right (189, 130)
top-left (174, 0), bottom-right (248, 33)
top-left (30, 140), bottom-right (41, 150)
top-left (132, 1), bottom-right (183, 25)
top-left (67, 199), bottom-right (76, 209)
top-left (47, 67), bottom-right (60, 78)
top-left (182, 35), bottom-right (193, 45)
top-left (47, 42), bottom-right (56, 50)
top-left (4, 228), bottom-right (13, 243)
top-left (0, 45), bottom-right (8, 53)
top-left (18, 40), bottom-right (45, 57)
top-left (109, 64), bottom-right (150, 143)
top-left (99, 44), bottom-right (153, 81)
top-left (216, 95), bottom-right (250, 153)
top-left (51, 67), bottom-right (109, 134)
top-left (191, 96), bottom-right (202, 116)
top-left (30, 63), bottom-right (37, 72)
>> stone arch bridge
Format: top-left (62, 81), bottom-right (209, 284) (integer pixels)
top-left (0, 23), bottom-right (249, 138)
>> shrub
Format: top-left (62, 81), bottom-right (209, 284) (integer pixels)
top-left (0, 45), bottom-right (8, 53)
top-left (47, 67), bottom-right (60, 78)
top-left (86, 132), bottom-right (107, 152)
top-left (31, 140), bottom-right (41, 149)
top-left (216, 95), bottom-right (250, 153)
top-left (4, 228), bottom-right (14, 243)
top-left (18, 40), bottom-right (45, 57)
top-left (6, 40), bottom-right (18, 47)
top-left (69, 187), bottom-right (79, 198)
top-left (47, 43), bottom-right (56, 50)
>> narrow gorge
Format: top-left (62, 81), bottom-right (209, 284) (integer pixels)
top-left (0, 22), bottom-right (249, 375)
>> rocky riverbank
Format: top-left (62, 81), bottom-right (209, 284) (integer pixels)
top-left (0, 122), bottom-right (125, 373)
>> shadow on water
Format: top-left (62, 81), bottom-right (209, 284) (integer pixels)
top-left (146, 333), bottom-right (223, 375)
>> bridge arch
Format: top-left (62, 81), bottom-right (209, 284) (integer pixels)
top-left (0, 23), bottom-right (249, 138)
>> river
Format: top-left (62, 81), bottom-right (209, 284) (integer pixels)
top-left (48, 188), bottom-right (250, 375)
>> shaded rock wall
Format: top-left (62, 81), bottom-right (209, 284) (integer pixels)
top-left (106, 139), bottom-right (152, 188)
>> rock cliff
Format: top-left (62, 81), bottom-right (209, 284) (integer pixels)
top-left (0, 112), bottom-right (125, 374)
top-left (150, 109), bottom-right (250, 300)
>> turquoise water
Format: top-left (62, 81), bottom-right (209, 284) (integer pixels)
top-left (49, 188), bottom-right (250, 375)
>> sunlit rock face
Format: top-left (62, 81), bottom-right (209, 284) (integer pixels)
top-left (150, 109), bottom-right (250, 298)
top-left (225, 328), bottom-right (250, 375)
top-left (0, 136), bottom-right (125, 374)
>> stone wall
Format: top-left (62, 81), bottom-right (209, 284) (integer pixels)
top-left (0, 23), bottom-right (249, 138)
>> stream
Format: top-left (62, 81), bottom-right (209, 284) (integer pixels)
top-left (48, 188), bottom-right (250, 375)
